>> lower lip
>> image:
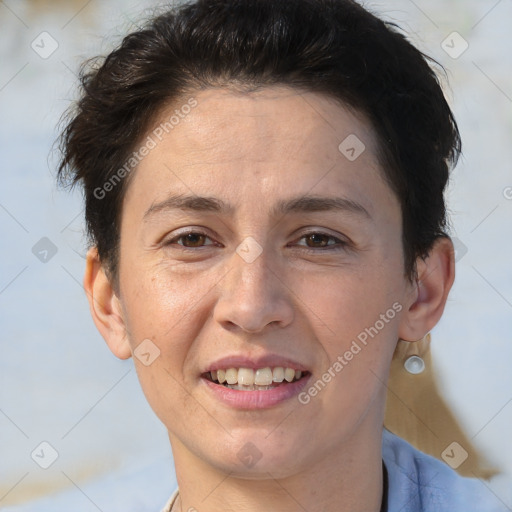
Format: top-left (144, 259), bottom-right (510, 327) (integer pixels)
top-left (202, 375), bottom-right (311, 409)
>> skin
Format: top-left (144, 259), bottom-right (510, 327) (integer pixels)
top-left (84, 86), bottom-right (455, 512)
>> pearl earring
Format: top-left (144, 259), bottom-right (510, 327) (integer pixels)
top-left (403, 333), bottom-right (430, 374)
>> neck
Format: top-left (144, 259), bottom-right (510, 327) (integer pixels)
top-left (169, 421), bottom-right (385, 512)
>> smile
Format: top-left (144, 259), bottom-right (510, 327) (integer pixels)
top-left (204, 366), bottom-right (307, 390)
top-left (201, 364), bottom-right (311, 409)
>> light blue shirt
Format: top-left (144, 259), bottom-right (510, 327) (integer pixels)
top-left (4, 429), bottom-right (509, 511)
top-left (382, 429), bottom-right (509, 511)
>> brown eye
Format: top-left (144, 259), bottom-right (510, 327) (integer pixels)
top-left (293, 231), bottom-right (347, 251)
top-left (178, 233), bottom-right (208, 247)
top-left (165, 231), bottom-right (215, 248)
top-left (304, 233), bottom-right (332, 247)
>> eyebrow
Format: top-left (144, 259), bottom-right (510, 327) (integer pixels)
top-left (273, 195), bottom-right (371, 219)
top-left (144, 194), bottom-right (234, 219)
top-left (143, 193), bottom-right (372, 221)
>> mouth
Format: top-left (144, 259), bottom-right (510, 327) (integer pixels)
top-left (202, 366), bottom-right (310, 391)
top-left (201, 355), bottom-right (312, 409)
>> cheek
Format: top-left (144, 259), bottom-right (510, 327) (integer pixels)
top-left (296, 252), bottom-right (403, 412)
top-left (133, 356), bottom-right (210, 440)
top-left (120, 267), bottom-right (212, 427)
top-left (120, 259), bottom-right (201, 339)
top-left (302, 274), bottom-right (399, 430)
top-left (299, 263), bottom-right (401, 343)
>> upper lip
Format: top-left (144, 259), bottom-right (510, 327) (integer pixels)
top-left (203, 354), bottom-right (309, 373)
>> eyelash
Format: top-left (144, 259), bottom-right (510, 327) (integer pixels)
top-left (293, 232), bottom-right (348, 251)
top-left (164, 229), bottom-right (348, 252)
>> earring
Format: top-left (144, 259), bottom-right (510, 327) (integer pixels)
top-left (403, 333), bottom-right (430, 374)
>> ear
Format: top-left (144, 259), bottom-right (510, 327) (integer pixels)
top-left (398, 236), bottom-right (455, 342)
top-left (83, 247), bottom-right (132, 360)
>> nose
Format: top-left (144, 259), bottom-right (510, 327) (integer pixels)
top-left (213, 243), bottom-right (294, 334)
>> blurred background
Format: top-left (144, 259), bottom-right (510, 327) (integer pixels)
top-left (0, 0), bottom-right (511, 509)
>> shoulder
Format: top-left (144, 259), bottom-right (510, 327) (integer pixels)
top-left (382, 429), bottom-right (508, 512)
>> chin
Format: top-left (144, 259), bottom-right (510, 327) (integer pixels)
top-left (200, 434), bottom-right (310, 478)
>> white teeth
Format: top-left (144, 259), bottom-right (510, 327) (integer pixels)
top-left (238, 368), bottom-right (255, 386)
top-left (209, 366), bottom-right (305, 386)
top-left (254, 367), bottom-right (273, 386)
top-left (284, 368), bottom-right (295, 382)
top-left (225, 368), bottom-right (238, 385)
top-left (272, 367), bottom-right (285, 382)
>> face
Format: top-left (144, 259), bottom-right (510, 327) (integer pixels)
top-left (115, 86), bottom-right (415, 477)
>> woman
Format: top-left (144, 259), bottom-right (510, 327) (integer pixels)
top-left (57, 0), bottom-right (506, 510)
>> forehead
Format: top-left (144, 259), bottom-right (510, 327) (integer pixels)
top-left (122, 86), bottom-right (397, 223)
top-left (152, 86), bottom-right (378, 165)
